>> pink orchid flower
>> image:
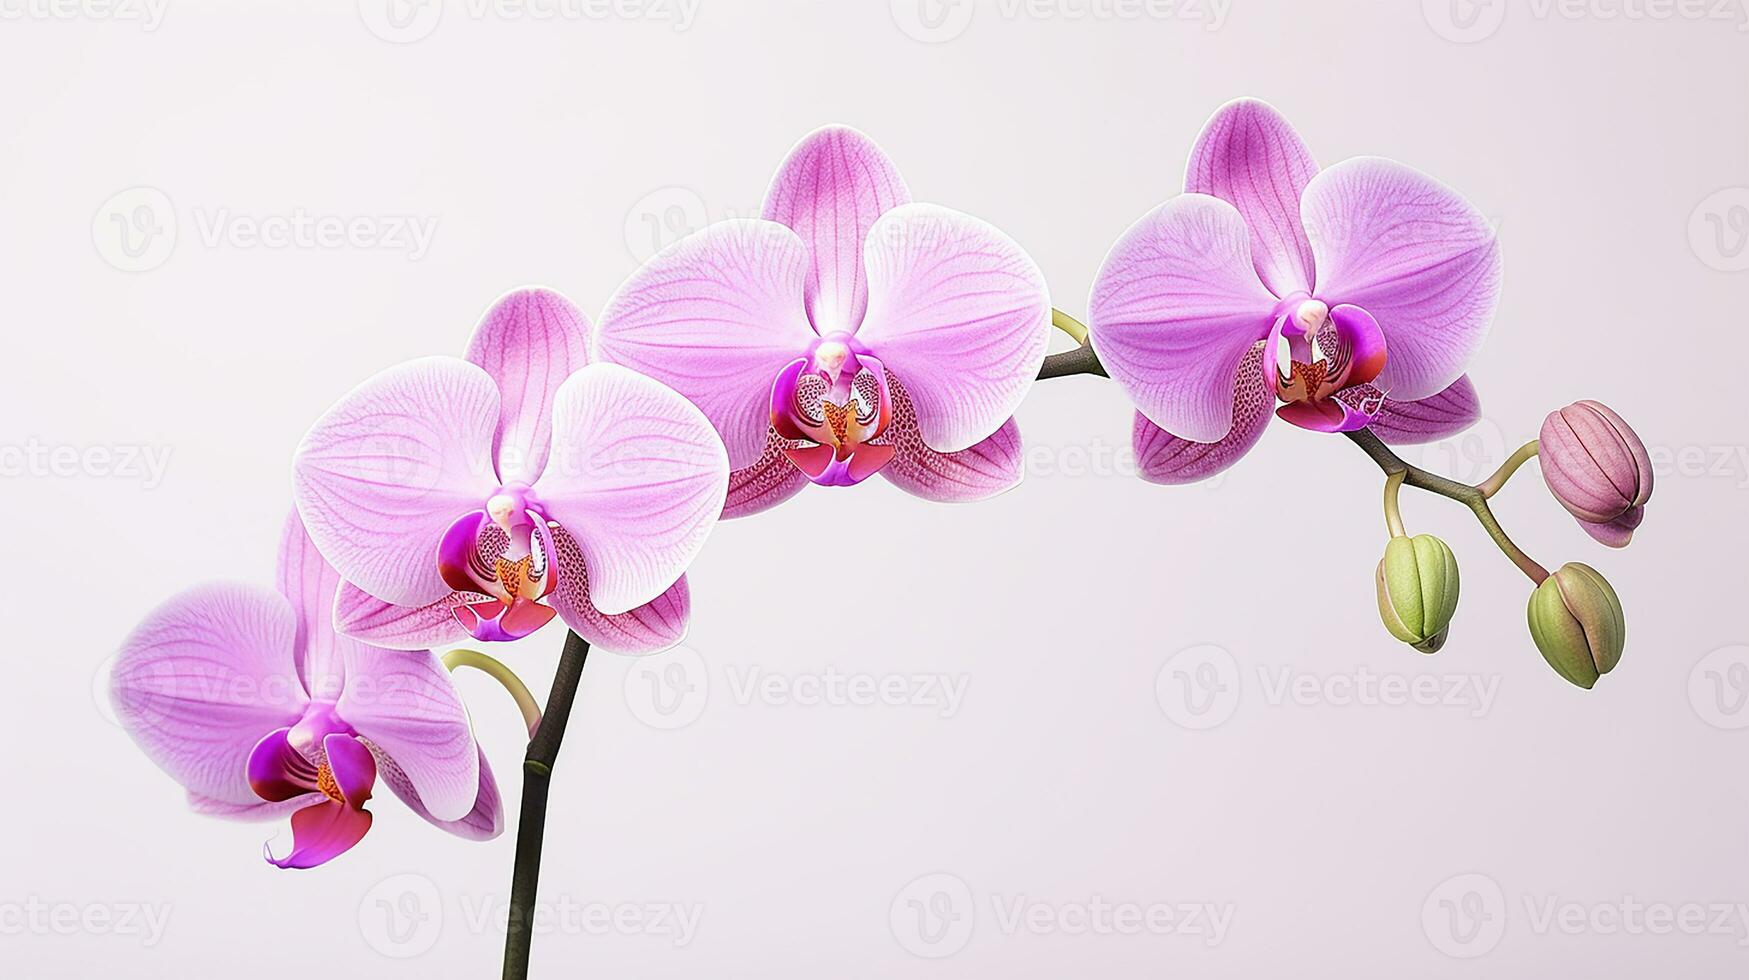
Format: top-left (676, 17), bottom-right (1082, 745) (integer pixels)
top-left (595, 126), bottom-right (1052, 516)
top-left (293, 288), bottom-right (729, 652)
top-left (110, 514), bottom-right (501, 869)
top-left (1089, 99), bottom-right (1501, 484)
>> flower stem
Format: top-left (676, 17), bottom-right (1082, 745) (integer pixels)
top-left (1383, 471), bottom-right (1408, 539)
top-left (1051, 308), bottom-right (1090, 345)
top-left (443, 649), bottom-right (543, 738)
top-left (1477, 440), bottom-right (1541, 499)
top-left (1037, 340), bottom-right (1107, 380)
top-left (1343, 429), bottom-right (1550, 585)
top-left (501, 630), bottom-right (591, 980)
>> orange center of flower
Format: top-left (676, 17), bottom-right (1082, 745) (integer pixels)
top-left (315, 762), bottom-right (345, 804)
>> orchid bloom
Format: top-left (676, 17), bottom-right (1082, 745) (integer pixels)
top-left (292, 288), bottom-right (729, 653)
top-left (595, 126), bottom-right (1052, 515)
top-left (1089, 100), bottom-right (1501, 484)
top-left (110, 514), bottom-right (501, 869)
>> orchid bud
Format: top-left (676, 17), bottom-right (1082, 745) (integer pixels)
top-left (1375, 534), bottom-right (1461, 654)
top-left (1526, 562), bottom-right (1625, 690)
top-left (1539, 401), bottom-right (1652, 547)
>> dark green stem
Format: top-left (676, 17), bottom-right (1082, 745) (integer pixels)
top-left (1037, 341), bottom-right (1107, 380)
top-left (501, 630), bottom-right (591, 980)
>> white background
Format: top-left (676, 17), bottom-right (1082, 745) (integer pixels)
top-left (4, 0), bottom-right (1749, 976)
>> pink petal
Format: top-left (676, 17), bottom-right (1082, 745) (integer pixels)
top-left (1368, 375), bottom-right (1481, 445)
top-left (1185, 98), bottom-right (1319, 298)
top-left (876, 372), bottom-right (1023, 502)
top-left (854, 203), bottom-right (1050, 454)
top-left (548, 524), bottom-right (691, 653)
top-left (111, 584), bottom-right (309, 806)
top-left (276, 512), bottom-right (349, 700)
top-left (465, 287), bottom-right (592, 485)
top-left (763, 125), bottom-right (912, 335)
top-left (1132, 342), bottom-right (1271, 484)
top-left (332, 580), bottom-right (474, 650)
top-left (1087, 195), bottom-right (1279, 442)
top-left (266, 799), bottom-right (372, 870)
top-left (723, 429), bottom-right (811, 519)
top-left (324, 733), bottom-right (377, 809)
top-left (187, 790), bottom-right (315, 822)
top-left (535, 364), bottom-right (728, 616)
top-left (335, 647), bottom-right (479, 822)
top-left (371, 743), bottom-right (504, 841)
top-left (595, 219), bottom-right (818, 470)
top-left (1300, 157), bottom-right (1502, 402)
top-left (294, 357), bottom-right (501, 607)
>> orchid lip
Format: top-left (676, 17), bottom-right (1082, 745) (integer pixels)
top-left (1263, 301), bottom-right (1390, 434)
top-left (437, 494), bottom-right (561, 642)
top-left (769, 333), bottom-right (896, 487)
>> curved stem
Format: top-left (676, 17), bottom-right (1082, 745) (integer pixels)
top-left (443, 649), bottom-right (542, 738)
top-left (1477, 440), bottom-right (1541, 498)
top-left (1383, 471), bottom-right (1407, 539)
top-left (1051, 307), bottom-right (1090, 345)
top-left (1344, 429), bottom-right (1549, 585)
top-left (501, 630), bottom-right (591, 980)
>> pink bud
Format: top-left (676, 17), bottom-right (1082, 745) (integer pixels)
top-left (1539, 401), bottom-right (1652, 548)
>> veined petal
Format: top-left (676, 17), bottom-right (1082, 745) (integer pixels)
top-left (187, 790), bottom-right (315, 822)
top-left (1087, 194), bottom-right (1279, 443)
top-left (111, 584), bottom-right (309, 806)
top-left (723, 429), bottom-right (811, 519)
top-left (372, 744), bottom-right (504, 841)
top-left (854, 204), bottom-right (1050, 454)
top-left (1368, 375), bottom-right (1481, 445)
top-left (764, 125), bottom-right (911, 335)
top-left (548, 524), bottom-right (691, 653)
top-left (536, 364), bottom-right (728, 616)
top-left (276, 512), bottom-right (348, 701)
top-left (1185, 98), bottom-right (1319, 298)
top-left (876, 372), bottom-right (1023, 502)
top-left (466, 287), bottom-right (592, 485)
top-left (1131, 342), bottom-right (1271, 484)
top-left (595, 219), bottom-right (818, 470)
top-left (335, 647), bottom-right (478, 823)
top-left (294, 356), bottom-right (501, 607)
top-left (332, 581), bottom-right (475, 651)
top-left (1301, 157), bottom-right (1502, 401)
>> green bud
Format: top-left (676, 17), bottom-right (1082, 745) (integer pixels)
top-left (1375, 534), bottom-right (1461, 654)
top-left (1526, 562), bottom-right (1625, 689)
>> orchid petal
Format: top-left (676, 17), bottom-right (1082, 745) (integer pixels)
top-left (548, 523), bottom-right (691, 653)
top-left (372, 744), bottom-right (504, 841)
top-left (111, 584), bottom-right (309, 806)
top-left (1132, 342), bottom-right (1271, 484)
top-left (187, 791), bottom-right (315, 822)
top-left (275, 512), bottom-right (348, 701)
top-left (335, 647), bottom-right (479, 822)
top-left (1301, 157), bottom-right (1502, 401)
top-left (1368, 375), bottom-right (1481, 445)
top-left (294, 356), bottom-right (501, 607)
top-left (763, 125), bottom-right (911, 335)
top-left (266, 800), bottom-right (372, 870)
top-left (323, 733), bottom-right (376, 809)
top-left (1087, 194), bottom-right (1279, 443)
top-left (595, 219), bottom-right (818, 470)
top-left (465, 287), bottom-right (592, 485)
top-left (535, 364), bottom-right (728, 616)
top-left (723, 429), bottom-right (811, 519)
top-left (854, 203), bottom-right (1050, 454)
top-left (332, 580), bottom-right (476, 650)
top-left (876, 372), bottom-right (1023, 502)
top-left (1185, 98), bottom-right (1319, 298)
top-left (247, 727), bottom-right (320, 803)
